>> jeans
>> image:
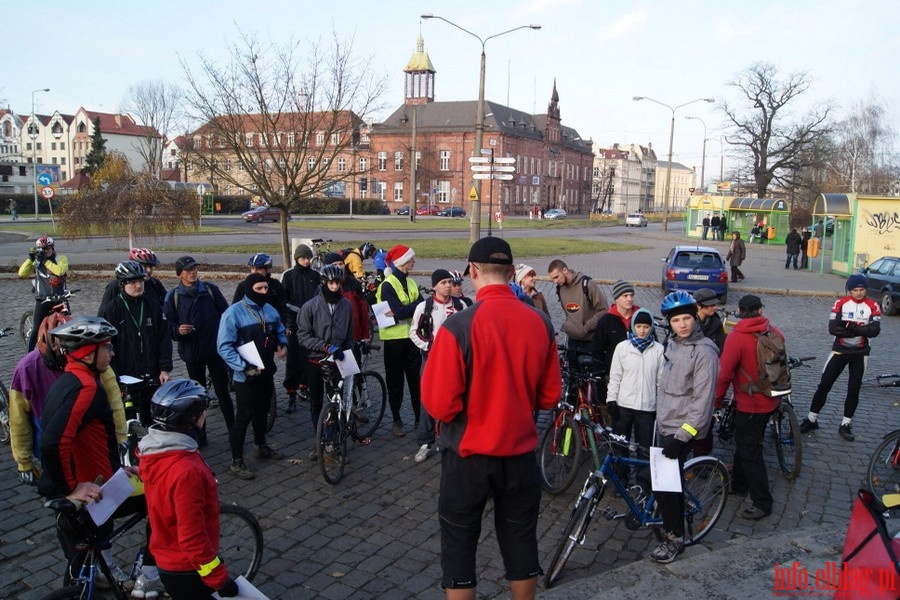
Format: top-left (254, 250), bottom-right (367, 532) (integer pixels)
top-left (785, 253), bottom-right (799, 269)
top-left (732, 410), bottom-right (773, 513)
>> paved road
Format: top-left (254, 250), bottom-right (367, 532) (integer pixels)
top-left (0, 224), bottom-right (895, 599)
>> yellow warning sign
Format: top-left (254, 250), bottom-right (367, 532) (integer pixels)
top-left (468, 185), bottom-right (479, 201)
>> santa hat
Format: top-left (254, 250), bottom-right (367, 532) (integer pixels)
top-left (387, 244), bottom-right (416, 268)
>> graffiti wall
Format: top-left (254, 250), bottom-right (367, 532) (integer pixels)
top-left (856, 197), bottom-right (900, 264)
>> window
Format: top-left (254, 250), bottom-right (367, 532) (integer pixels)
top-left (224, 159), bottom-right (231, 171)
top-left (377, 152), bottom-right (387, 171)
top-left (316, 132), bottom-right (325, 145)
top-left (36, 143), bottom-right (42, 151)
top-left (394, 151), bottom-right (404, 171)
top-left (331, 132), bottom-right (339, 145)
top-left (26, 142), bottom-right (32, 151)
top-left (51, 142), bottom-right (56, 150)
top-left (415, 151), bottom-right (421, 168)
top-left (394, 181), bottom-right (404, 201)
top-left (60, 158), bottom-right (66, 165)
top-left (377, 181), bottom-right (387, 200)
top-left (359, 157), bottom-right (368, 172)
top-left (288, 132), bottom-right (296, 146)
top-left (322, 157), bottom-right (330, 170)
top-left (437, 180), bottom-right (450, 202)
top-left (337, 157), bottom-right (346, 172)
top-left (439, 150), bottom-right (450, 171)
top-left (278, 158), bottom-right (285, 170)
top-left (307, 157), bottom-right (316, 171)
top-left (245, 134), bottom-right (253, 147)
top-left (52, 157), bottom-right (57, 164)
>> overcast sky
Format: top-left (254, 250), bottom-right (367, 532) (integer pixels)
top-left (7, 0), bottom-right (899, 176)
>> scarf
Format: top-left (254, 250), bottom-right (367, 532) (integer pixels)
top-left (628, 331), bottom-right (654, 353)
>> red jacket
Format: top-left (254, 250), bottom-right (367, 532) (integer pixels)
top-left (138, 429), bottom-right (228, 590)
top-left (715, 315), bottom-right (783, 413)
top-left (421, 284), bottom-right (561, 457)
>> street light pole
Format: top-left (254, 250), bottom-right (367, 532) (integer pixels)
top-left (31, 88), bottom-right (50, 221)
top-left (685, 115), bottom-right (707, 194)
top-left (421, 14), bottom-right (540, 242)
top-left (633, 96), bottom-right (714, 232)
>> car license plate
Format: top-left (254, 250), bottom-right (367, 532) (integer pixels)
top-left (687, 274), bottom-right (708, 280)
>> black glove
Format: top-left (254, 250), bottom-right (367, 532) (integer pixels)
top-left (218, 577), bottom-right (239, 597)
top-left (662, 437), bottom-right (686, 459)
top-left (29, 251), bottom-right (38, 261)
top-left (605, 401), bottom-right (620, 424)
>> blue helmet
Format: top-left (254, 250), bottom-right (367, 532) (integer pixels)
top-left (248, 253), bottom-right (273, 268)
top-left (660, 291), bottom-right (697, 319)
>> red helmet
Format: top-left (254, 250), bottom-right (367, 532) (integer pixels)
top-left (129, 248), bottom-right (159, 266)
top-left (36, 235), bottom-right (55, 249)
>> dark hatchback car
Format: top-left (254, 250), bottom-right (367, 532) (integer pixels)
top-left (396, 206), bottom-right (410, 216)
top-left (242, 205), bottom-right (289, 223)
top-left (661, 246), bottom-right (729, 302)
top-left (436, 206), bottom-right (466, 217)
top-left (861, 256), bottom-right (900, 315)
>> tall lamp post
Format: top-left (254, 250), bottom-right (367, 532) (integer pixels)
top-left (684, 115), bottom-right (707, 194)
top-left (30, 88), bottom-right (50, 221)
top-left (421, 14), bottom-right (540, 242)
top-left (633, 95), bottom-right (714, 232)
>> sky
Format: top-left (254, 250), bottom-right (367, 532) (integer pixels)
top-left (6, 0), bottom-right (900, 181)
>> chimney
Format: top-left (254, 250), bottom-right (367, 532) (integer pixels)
top-left (114, 114), bottom-right (122, 128)
top-left (613, 143), bottom-right (619, 150)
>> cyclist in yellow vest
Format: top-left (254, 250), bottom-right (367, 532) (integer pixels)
top-left (376, 244), bottom-right (424, 437)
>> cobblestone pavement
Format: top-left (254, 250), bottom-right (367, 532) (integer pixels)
top-left (0, 231), bottom-right (897, 599)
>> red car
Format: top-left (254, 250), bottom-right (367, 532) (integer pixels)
top-left (415, 204), bottom-right (441, 216)
top-left (242, 205), bottom-right (290, 223)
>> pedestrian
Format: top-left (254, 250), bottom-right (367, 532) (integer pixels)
top-left (725, 231), bottom-right (746, 283)
top-left (18, 235), bottom-right (68, 352)
top-left (217, 273), bottom-right (288, 480)
top-left (690, 287), bottom-right (727, 458)
top-left (8, 197), bottom-right (18, 220)
top-left (749, 223), bottom-right (760, 244)
top-left (232, 254), bottom-right (288, 321)
top-left (99, 248), bottom-right (167, 310)
top-left (701, 213), bottom-right (710, 240)
top-left (342, 241), bottom-right (377, 279)
top-left (548, 259), bottom-right (609, 367)
top-left (421, 236), bottom-right (561, 599)
top-left (592, 279), bottom-right (639, 408)
top-left (758, 220), bottom-right (768, 244)
top-left (710, 213), bottom-right (721, 241)
top-left (376, 244), bottom-right (424, 437)
top-left (515, 264), bottom-right (549, 316)
top-left (280, 244), bottom-right (321, 413)
top-left (799, 274), bottom-right (881, 441)
top-left (323, 251), bottom-right (371, 361)
top-left (139, 379), bottom-right (240, 599)
top-left (785, 228), bottom-right (802, 270)
top-left (648, 292), bottom-right (719, 563)
top-left (717, 213), bottom-right (728, 241)
top-left (715, 294), bottom-right (784, 520)
top-left (813, 219), bottom-right (824, 240)
top-left (799, 227), bottom-right (812, 269)
top-left (449, 269), bottom-right (474, 308)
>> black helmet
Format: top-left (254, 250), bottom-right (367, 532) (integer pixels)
top-left (321, 264), bottom-right (343, 282)
top-left (248, 253), bottom-right (273, 268)
top-left (150, 379), bottom-right (209, 430)
top-left (359, 242), bottom-right (376, 259)
top-left (51, 316), bottom-right (118, 351)
top-left (115, 260), bottom-right (146, 283)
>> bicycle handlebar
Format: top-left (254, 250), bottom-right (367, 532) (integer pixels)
top-left (0, 326), bottom-right (13, 337)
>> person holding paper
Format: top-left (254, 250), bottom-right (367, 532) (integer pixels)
top-left (139, 379), bottom-right (239, 599)
top-left (217, 273), bottom-right (288, 481)
top-left (650, 292), bottom-right (719, 564)
top-left (297, 265), bottom-right (354, 460)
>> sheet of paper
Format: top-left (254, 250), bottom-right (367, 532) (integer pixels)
top-left (118, 374), bottom-right (143, 385)
top-left (649, 447), bottom-right (682, 493)
top-left (236, 341), bottom-right (265, 370)
top-left (372, 301), bottom-right (395, 329)
top-left (86, 468), bottom-right (136, 526)
top-left (335, 351), bottom-right (360, 378)
top-left (212, 575), bottom-right (269, 600)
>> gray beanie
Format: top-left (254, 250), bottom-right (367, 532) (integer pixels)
top-left (612, 279), bottom-right (635, 300)
top-left (294, 244), bottom-right (314, 260)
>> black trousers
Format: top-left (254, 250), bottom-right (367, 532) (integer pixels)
top-left (186, 355), bottom-right (234, 430)
top-left (158, 569), bottom-right (215, 600)
top-left (282, 333), bottom-right (309, 394)
top-left (810, 352), bottom-right (867, 419)
top-left (229, 376), bottom-right (274, 459)
top-left (653, 435), bottom-right (694, 538)
top-left (383, 338), bottom-right (421, 423)
top-left (28, 298), bottom-right (53, 352)
top-left (732, 410), bottom-right (774, 513)
top-left (730, 265), bottom-right (744, 281)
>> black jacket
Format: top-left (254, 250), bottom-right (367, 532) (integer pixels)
top-left (699, 311), bottom-right (727, 354)
top-left (101, 278), bottom-right (167, 311)
top-left (592, 309), bottom-right (631, 375)
top-left (99, 292), bottom-right (173, 378)
top-left (281, 264), bottom-right (321, 314)
top-left (163, 280), bottom-right (229, 363)
top-left (785, 231), bottom-right (803, 254)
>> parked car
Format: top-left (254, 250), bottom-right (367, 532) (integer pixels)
top-left (242, 205), bottom-right (289, 223)
top-left (861, 256), bottom-right (900, 315)
top-left (375, 204), bottom-right (391, 215)
top-left (661, 246), bottom-right (729, 302)
top-left (415, 204), bottom-right (441, 216)
top-left (625, 212), bottom-right (648, 227)
top-left (543, 208), bottom-right (567, 220)
top-left (396, 206), bottom-right (410, 216)
top-left (436, 206), bottom-right (466, 217)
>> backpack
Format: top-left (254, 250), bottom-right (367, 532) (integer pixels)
top-left (555, 274), bottom-right (592, 305)
top-left (414, 296), bottom-right (464, 350)
top-left (740, 326), bottom-right (791, 397)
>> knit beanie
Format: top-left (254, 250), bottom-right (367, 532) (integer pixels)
top-left (431, 269), bottom-right (452, 287)
top-left (612, 279), bottom-right (634, 299)
top-left (515, 264), bottom-right (536, 286)
top-left (323, 252), bottom-right (344, 265)
top-left (633, 310), bottom-right (653, 327)
top-left (846, 274), bottom-right (867, 291)
top-left (387, 244), bottom-right (416, 267)
top-left (294, 244), bottom-right (313, 260)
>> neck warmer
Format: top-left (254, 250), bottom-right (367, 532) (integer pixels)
top-left (321, 283), bottom-right (343, 304)
top-left (628, 331), bottom-right (655, 353)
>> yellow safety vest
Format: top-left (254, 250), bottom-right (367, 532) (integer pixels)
top-left (376, 274), bottom-right (420, 340)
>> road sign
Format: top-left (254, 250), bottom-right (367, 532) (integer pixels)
top-left (40, 186), bottom-right (55, 200)
top-left (37, 173), bottom-right (53, 186)
top-left (469, 165), bottom-right (494, 172)
top-left (468, 186), bottom-right (479, 200)
top-left (470, 165), bottom-right (516, 173)
top-left (472, 173), bottom-right (514, 181)
top-left (468, 157), bottom-right (491, 164)
top-left (492, 157), bottom-right (516, 164)
top-left (490, 165), bottom-right (515, 173)
top-left (480, 148), bottom-right (494, 155)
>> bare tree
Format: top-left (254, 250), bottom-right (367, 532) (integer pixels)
top-left (825, 93), bottom-right (898, 194)
top-left (180, 30), bottom-right (387, 267)
top-left (60, 152), bottom-right (199, 248)
top-left (121, 80), bottom-right (182, 178)
top-left (722, 62), bottom-right (832, 199)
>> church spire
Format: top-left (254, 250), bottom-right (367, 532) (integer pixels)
top-left (404, 32), bottom-right (436, 105)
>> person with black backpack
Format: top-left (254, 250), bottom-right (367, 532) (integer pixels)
top-left (714, 294), bottom-right (787, 521)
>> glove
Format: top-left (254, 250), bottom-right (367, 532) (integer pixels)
top-left (29, 251), bottom-right (38, 261)
top-left (662, 436), bottom-right (686, 459)
top-left (217, 577), bottom-right (239, 598)
top-left (19, 470), bottom-right (36, 486)
top-left (605, 401), bottom-right (620, 424)
top-left (326, 344), bottom-right (345, 360)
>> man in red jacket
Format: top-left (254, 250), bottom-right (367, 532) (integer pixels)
top-left (422, 237), bottom-right (561, 600)
top-left (715, 294), bottom-right (783, 521)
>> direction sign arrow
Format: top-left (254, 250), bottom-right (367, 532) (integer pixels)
top-left (492, 174), bottom-right (514, 180)
top-left (492, 157), bottom-right (516, 164)
top-left (470, 165), bottom-right (496, 172)
top-left (472, 173), bottom-right (514, 181)
top-left (468, 157), bottom-right (491, 164)
top-left (37, 173), bottom-right (53, 186)
top-left (470, 164), bottom-right (515, 173)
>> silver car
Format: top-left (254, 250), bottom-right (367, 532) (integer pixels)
top-left (544, 208), bottom-right (567, 220)
top-left (625, 212), bottom-right (648, 227)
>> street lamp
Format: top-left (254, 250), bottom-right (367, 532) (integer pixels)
top-left (633, 95), bottom-right (714, 232)
top-left (684, 115), bottom-right (707, 194)
top-left (31, 88), bottom-right (50, 221)
top-left (421, 14), bottom-right (540, 241)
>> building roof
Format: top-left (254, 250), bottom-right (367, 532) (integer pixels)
top-left (77, 110), bottom-right (159, 138)
top-left (61, 171), bottom-right (91, 190)
top-left (656, 160), bottom-right (693, 171)
top-left (404, 34), bottom-right (435, 73)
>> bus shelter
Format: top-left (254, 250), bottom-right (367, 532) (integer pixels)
top-left (725, 197), bottom-right (790, 244)
top-left (684, 195), bottom-right (731, 240)
top-left (812, 193), bottom-right (900, 276)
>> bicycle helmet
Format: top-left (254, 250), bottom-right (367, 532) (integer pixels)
top-left (128, 248), bottom-right (159, 266)
top-left (448, 269), bottom-right (464, 285)
top-left (321, 264), bottom-right (343, 282)
top-left (359, 242), bottom-right (376, 259)
top-left (50, 316), bottom-right (118, 351)
top-left (660, 290), bottom-right (698, 320)
top-left (248, 253), bottom-right (273, 268)
top-left (150, 379), bottom-right (209, 430)
top-left (37, 312), bottom-right (71, 368)
top-left (36, 235), bottom-right (54, 249)
top-left (115, 260), bottom-right (146, 284)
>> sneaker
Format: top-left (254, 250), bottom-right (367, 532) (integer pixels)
top-left (740, 506), bottom-right (771, 520)
top-left (286, 393), bottom-right (296, 414)
top-left (208, 397), bottom-right (220, 409)
top-left (354, 407), bottom-right (370, 423)
top-left (647, 532), bottom-right (684, 564)
top-left (298, 387), bottom-right (311, 403)
top-left (415, 443), bottom-right (437, 463)
top-left (392, 421), bottom-right (406, 437)
top-left (256, 444), bottom-right (282, 459)
top-left (229, 459), bottom-right (254, 480)
top-left (131, 573), bottom-right (165, 599)
top-left (798, 418), bottom-right (819, 433)
top-left (309, 449), bottom-right (318, 461)
top-left (838, 424), bottom-right (855, 441)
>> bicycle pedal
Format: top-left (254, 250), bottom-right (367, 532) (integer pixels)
top-left (601, 506), bottom-right (623, 521)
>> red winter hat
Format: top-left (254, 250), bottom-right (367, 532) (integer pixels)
top-left (387, 244), bottom-right (416, 267)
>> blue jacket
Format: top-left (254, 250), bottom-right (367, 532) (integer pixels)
top-left (217, 298), bottom-right (288, 383)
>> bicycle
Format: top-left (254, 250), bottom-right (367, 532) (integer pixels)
top-left (315, 361), bottom-right (374, 485)
top-left (538, 354), bottom-right (607, 494)
top-left (715, 355), bottom-right (814, 480)
top-left (0, 326), bottom-right (12, 444)
top-left (865, 373), bottom-right (900, 502)
top-left (543, 427), bottom-right (730, 588)
top-left (43, 498), bottom-right (263, 599)
top-left (351, 341), bottom-right (387, 440)
top-left (20, 289), bottom-right (79, 352)
top-left (298, 238), bottom-right (333, 271)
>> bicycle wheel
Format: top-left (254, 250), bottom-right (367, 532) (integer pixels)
top-left (866, 429), bottom-right (900, 500)
top-left (538, 412), bottom-right (583, 494)
top-left (265, 389), bottom-right (277, 433)
top-left (316, 403), bottom-right (347, 485)
top-left (43, 585), bottom-right (88, 600)
top-left (352, 371), bottom-right (386, 439)
top-left (681, 456), bottom-right (729, 545)
top-left (219, 504), bottom-right (264, 582)
top-left (19, 310), bottom-right (32, 352)
top-left (543, 481), bottom-right (602, 589)
top-left (0, 382), bottom-right (10, 444)
top-left (773, 402), bottom-right (802, 480)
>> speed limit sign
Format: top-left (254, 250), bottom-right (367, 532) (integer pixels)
top-left (40, 186), bottom-right (55, 200)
